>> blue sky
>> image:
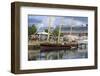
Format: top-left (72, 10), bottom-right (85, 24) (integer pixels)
top-left (28, 15), bottom-right (88, 29)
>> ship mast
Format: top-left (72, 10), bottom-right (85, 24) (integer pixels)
top-left (57, 17), bottom-right (64, 43)
top-left (47, 17), bottom-right (51, 42)
top-left (70, 18), bottom-right (74, 35)
top-left (57, 24), bottom-right (62, 43)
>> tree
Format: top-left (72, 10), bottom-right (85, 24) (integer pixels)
top-left (53, 27), bottom-right (59, 36)
top-left (45, 29), bottom-right (48, 33)
top-left (31, 24), bottom-right (37, 34)
top-left (52, 26), bottom-right (63, 36)
top-left (28, 24), bottom-right (37, 35)
top-left (28, 26), bottom-right (32, 35)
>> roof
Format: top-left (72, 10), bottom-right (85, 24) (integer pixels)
top-left (37, 31), bottom-right (48, 35)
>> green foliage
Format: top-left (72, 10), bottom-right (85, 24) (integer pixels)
top-left (28, 24), bottom-right (37, 35)
top-left (53, 27), bottom-right (59, 36)
top-left (45, 29), bottom-right (48, 33)
top-left (52, 26), bottom-right (63, 36)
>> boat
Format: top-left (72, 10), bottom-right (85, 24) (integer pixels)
top-left (40, 43), bottom-right (78, 51)
top-left (40, 17), bottom-right (78, 51)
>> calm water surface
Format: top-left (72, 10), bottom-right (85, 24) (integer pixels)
top-left (28, 48), bottom-right (88, 60)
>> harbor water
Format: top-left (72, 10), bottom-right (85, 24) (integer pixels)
top-left (28, 47), bottom-right (88, 60)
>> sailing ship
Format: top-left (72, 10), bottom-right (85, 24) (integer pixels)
top-left (40, 17), bottom-right (78, 51)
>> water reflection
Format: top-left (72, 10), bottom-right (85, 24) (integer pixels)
top-left (28, 48), bottom-right (88, 60)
